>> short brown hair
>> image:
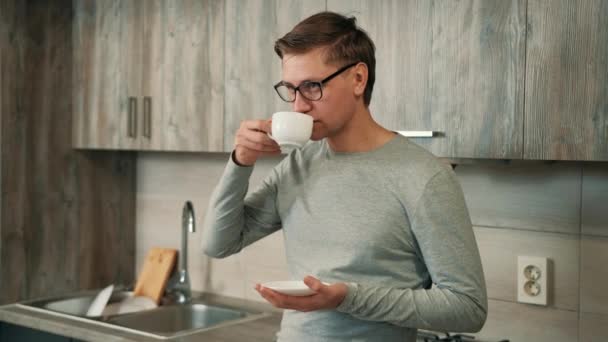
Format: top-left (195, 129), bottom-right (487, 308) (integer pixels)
top-left (274, 12), bottom-right (376, 106)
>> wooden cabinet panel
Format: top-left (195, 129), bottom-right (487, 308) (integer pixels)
top-left (524, 0), bottom-right (608, 161)
top-left (142, 0), bottom-right (225, 152)
top-left (73, 0), bottom-right (143, 150)
top-left (74, 0), bottom-right (224, 152)
top-left (328, 0), bottom-right (526, 159)
top-left (71, 0), bottom-right (607, 158)
top-left (428, 0), bottom-right (525, 159)
top-left (223, 0), bottom-right (326, 152)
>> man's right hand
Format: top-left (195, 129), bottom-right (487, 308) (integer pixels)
top-left (233, 119), bottom-right (281, 166)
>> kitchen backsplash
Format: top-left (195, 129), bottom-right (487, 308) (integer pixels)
top-left (136, 153), bottom-right (608, 342)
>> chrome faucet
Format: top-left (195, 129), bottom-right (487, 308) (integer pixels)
top-left (166, 201), bottom-right (195, 304)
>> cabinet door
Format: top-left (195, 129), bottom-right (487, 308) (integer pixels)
top-left (223, 0), bottom-right (326, 152)
top-left (328, 0), bottom-right (526, 159)
top-left (73, 0), bottom-right (143, 150)
top-left (524, 0), bottom-right (608, 161)
top-left (140, 0), bottom-right (225, 152)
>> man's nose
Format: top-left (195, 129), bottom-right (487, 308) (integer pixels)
top-left (292, 92), bottom-right (312, 113)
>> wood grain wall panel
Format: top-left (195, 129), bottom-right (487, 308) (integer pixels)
top-left (77, 201), bottom-right (134, 290)
top-left (74, 152), bottom-right (136, 205)
top-left (474, 227), bottom-right (579, 311)
top-left (580, 312), bottom-right (608, 342)
top-left (0, 0), bottom-right (15, 287)
top-left (1, 196), bottom-right (80, 300)
top-left (223, 0), bottom-right (325, 152)
top-left (477, 299), bottom-right (578, 342)
top-left (525, 0), bottom-right (608, 161)
top-left (1, 0), bottom-right (27, 197)
top-left (0, 0), bottom-right (135, 304)
top-left (581, 163), bottom-right (608, 237)
top-left (456, 161), bottom-right (581, 234)
top-left (2, 1), bottom-right (78, 198)
top-left (580, 236), bottom-right (608, 316)
top-left (70, 153), bottom-right (135, 291)
top-left (0, 0), bottom-right (28, 303)
top-left (0, 0), bottom-right (5, 198)
top-left (1, 196), bottom-right (27, 302)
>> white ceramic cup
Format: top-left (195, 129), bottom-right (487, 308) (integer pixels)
top-left (268, 112), bottom-right (313, 151)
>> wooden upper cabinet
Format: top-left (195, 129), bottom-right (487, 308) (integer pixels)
top-left (328, 0), bottom-right (526, 159)
top-left (141, 0), bottom-right (224, 152)
top-left (73, 0), bottom-right (224, 152)
top-left (72, 0), bottom-right (607, 159)
top-left (223, 0), bottom-right (325, 152)
top-left (524, 0), bottom-right (608, 161)
top-left (73, 0), bottom-right (143, 150)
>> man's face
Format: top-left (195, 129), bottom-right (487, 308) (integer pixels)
top-left (280, 49), bottom-right (358, 141)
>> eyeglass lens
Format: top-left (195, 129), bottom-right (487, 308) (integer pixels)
top-left (276, 82), bottom-right (322, 102)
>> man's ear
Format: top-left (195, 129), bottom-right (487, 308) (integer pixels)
top-left (353, 63), bottom-right (368, 97)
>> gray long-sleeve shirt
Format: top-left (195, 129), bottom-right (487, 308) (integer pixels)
top-left (203, 134), bottom-right (487, 341)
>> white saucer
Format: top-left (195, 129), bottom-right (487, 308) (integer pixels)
top-left (261, 280), bottom-right (329, 297)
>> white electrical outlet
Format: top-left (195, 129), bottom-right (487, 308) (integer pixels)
top-left (517, 256), bottom-right (548, 306)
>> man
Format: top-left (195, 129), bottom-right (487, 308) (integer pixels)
top-left (203, 11), bottom-right (487, 341)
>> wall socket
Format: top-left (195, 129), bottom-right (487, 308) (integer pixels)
top-left (517, 256), bottom-right (548, 306)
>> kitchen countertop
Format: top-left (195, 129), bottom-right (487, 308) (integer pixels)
top-left (0, 292), bottom-right (282, 342)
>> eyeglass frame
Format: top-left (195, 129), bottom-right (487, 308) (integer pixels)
top-left (273, 61), bottom-right (360, 102)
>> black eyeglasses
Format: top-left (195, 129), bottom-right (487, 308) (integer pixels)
top-left (273, 62), bottom-right (359, 102)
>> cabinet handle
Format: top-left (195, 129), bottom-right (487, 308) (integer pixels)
top-left (128, 97), bottom-right (138, 138)
top-left (397, 131), bottom-right (442, 138)
top-left (143, 96), bottom-right (152, 138)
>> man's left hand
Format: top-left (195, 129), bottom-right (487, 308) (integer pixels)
top-left (255, 275), bottom-right (348, 312)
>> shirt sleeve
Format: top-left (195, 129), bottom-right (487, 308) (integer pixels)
top-left (202, 152), bottom-right (282, 258)
top-left (336, 168), bottom-right (488, 332)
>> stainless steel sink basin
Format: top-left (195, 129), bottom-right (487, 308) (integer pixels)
top-left (19, 291), bottom-right (272, 339)
top-left (106, 303), bottom-right (254, 336)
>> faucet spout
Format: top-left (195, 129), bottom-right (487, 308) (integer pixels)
top-left (166, 201), bottom-right (195, 304)
top-left (180, 201), bottom-right (196, 274)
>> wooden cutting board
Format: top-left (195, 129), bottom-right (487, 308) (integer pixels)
top-left (134, 247), bottom-right (177, 304)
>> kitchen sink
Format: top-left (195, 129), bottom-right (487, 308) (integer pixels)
top-left (19, 291), bottom-right (272, 339)
top-left (105, 303), bottom-right (256, 337)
